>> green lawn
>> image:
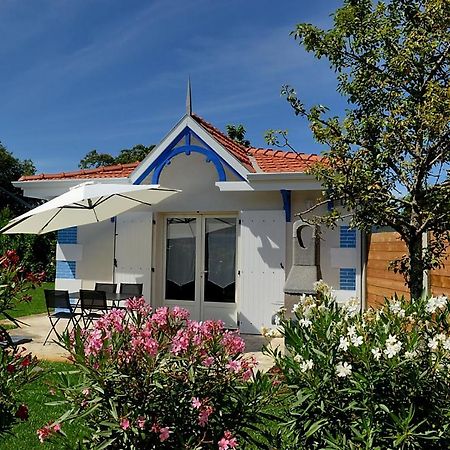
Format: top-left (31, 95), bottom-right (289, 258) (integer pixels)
top-left (3, 361), bottom-right (86, 450)
top-left (6, 282), bottom-right (54, 319)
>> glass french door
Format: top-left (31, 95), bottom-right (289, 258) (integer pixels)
top-left (164, 215), bottom-right (237, 328)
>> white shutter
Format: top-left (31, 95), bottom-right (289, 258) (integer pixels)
top-left (114, 212), bottom-right (153, 301)
top-left (238, 210), bottom-right (285, 334)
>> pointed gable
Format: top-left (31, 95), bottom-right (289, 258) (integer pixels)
top-left (17, 113), bottom-right (324, 184)
top-left (191, 114), bottom-right (255, 172)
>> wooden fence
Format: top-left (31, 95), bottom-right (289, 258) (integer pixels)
top-left (365, 232), bottom-right (450, 309)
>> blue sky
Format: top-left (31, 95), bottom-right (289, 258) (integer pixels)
top-left (0, 0), bottom-right (345, 173)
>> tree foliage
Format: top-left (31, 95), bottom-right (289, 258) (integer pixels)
top-left (267, 0), bottom-right (450, 298)
top-left (226, 124), bottom-right (251, 147)
top-left (79, 144), bottom-right (155, 169)
top-left (0, 143), bottom-right (55, 278)
top-left (0, 143), bottom-right (35, 215)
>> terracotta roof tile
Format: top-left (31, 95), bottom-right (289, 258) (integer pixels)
top-left (191, 113), bottom-right (255, 172)
top-left (248, 148), bottom-right (323, 173)
top-left (18, 116), bottom-right (325, 182)
top-left (19, 162), bottom-right (140, 181)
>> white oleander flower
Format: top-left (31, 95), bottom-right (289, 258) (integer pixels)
top-left (426, 295), bottom-right (448, 314)
top-left (343, 297), bottom-right (360, 317)
top-left (437, 333), bottom-right (446, 342)
top-left (336, 361), bottom-right (352, 378)
top-left (428, 337), bottom-right (439, 351)
top-left (404, 350), bottom-right (417, 359)
top-left (300, 359), bottom-right (314, 372)
top-left (371, 348), bottom-right (382, 360)
top-left (303, 304), bottom-right (317, 318)
top-left (339, 337), bottom-right (350, 351)
top-left (444, 338), bottom-right (450, 351)
top-left (291, 303), bottom-right (301, 314)
top-left (389, 300), bottom-right (405, 318)
top-left (351, 334), bottom-right (363, 347)
top-left (347, 326), bottom-right (357, 338)
top-left (299, 318), bottom-right (312, 328)
top-left (294, 354), bottom-right (303, 363)
top-left (384, 334), bottom-right (402, 358)
top-left (265, 328), bottom-right (282, 339)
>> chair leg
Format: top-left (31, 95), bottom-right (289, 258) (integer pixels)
top-left (44, 317), bottom-right (60, 345)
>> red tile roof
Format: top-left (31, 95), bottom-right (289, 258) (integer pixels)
top-left (19, 162), bottom-right (139, 181)
top-left (191, 113), bottom-right (255, 172)
top-left (18, 115), bottom-right (324, 182)
top-left (248, 148), bottom-right (322, 173)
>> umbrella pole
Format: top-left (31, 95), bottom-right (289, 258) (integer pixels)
top-left (112, 217), bottom-right (117, 284)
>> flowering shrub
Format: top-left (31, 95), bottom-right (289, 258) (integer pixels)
top-left (0, 249), bottom-right (43, 436)
top-left (0, 249), bottom-right (45, 325)
top-left (45, 299), bottom-right (275, 449)
top-left (0, 346), bottom-right (39, 436)
top-left (271, 282), bottom-right (450, 449)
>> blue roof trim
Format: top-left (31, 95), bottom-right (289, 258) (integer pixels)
top-left (152, 144), bottom-right (227, 183)
top-left (133, 128), bottom-right (188, 185)
top-left (133, 127), bottom-right (245, 185)
top-left (280, 189), bottom-right (292, 222)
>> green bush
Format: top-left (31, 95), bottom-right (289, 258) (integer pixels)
top-left (43, 299), bottom-right (276, 449)
top-left (0, 249), bottom-right (44, 436)
top-left (0, 208), bottom-right (56, 280)
top-left (271, 282), bottom-right (450, 449)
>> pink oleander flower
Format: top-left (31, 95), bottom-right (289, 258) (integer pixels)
top-left (218, 430), bottom-right (238, 449)
top-left (222, 331), bottom-right (245, 355)
top-left (120, 418), bottom-right (130, 430)
top-left (126, 296), bottom-right (151, 314)
top-left (191, 397), bottom-right (202, 409)
top-left (172, 306), bottom-right (190, 320)
top-left (84, 328), bottom-right (105, 357)
top-left (203, 356), bottom-right (215, 367)
top-left (37, 423), bottom-right (61, 443)
top-left (226, 360), bottom-right (242, 373)
top-left (198, 405), bottom-right (214, 427)
top-left (171, 329), bottom-right (191, 355)
top-left (159, 426), bottom-right (170, 442)
top-left (136, 416), bottom-right (146, 430)
top-left (152, 307), bottom-right (170, 327)
top-left (95, 308), bottom-right (126, 333)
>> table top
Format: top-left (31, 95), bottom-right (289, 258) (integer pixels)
top-left (69, 292), bottom-right (133, 301)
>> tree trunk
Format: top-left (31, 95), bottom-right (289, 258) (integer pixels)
top-left (407, 235), bottom-right (425, 300)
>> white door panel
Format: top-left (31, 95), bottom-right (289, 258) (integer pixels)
top-left (238, 210), bottom-right (286, 334)
top-left (115, 212), bottom-right (152, 301)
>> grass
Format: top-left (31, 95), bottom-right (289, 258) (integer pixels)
top-left (2, 360), bottom-right (85, 450)
top-left (6, 282), bottom-right (54, 319)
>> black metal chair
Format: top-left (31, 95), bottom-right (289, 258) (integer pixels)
top-left (79, 289), bottom-right (108, 327)
top-left (95, 282), bottom-right (117, 293)
top-left (119, 283), bottom-right (143, 297)
top-left (44, 289), bottom-right (82, 345)
top-left (0, 326), bottom-right (32, 348)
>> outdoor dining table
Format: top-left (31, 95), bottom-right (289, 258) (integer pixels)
top-left (68, 291), bottom-right (132, 310)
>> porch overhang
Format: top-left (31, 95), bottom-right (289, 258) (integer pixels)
top-left (215, 172), bottom-right (322, 192)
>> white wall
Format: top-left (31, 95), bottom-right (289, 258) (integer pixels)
top-left (145, 153), bottom-right (282, 212)
top-left (76, 220), bottom-right (115, 289)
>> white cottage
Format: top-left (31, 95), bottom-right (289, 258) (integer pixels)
top-left (14, 109), bottom-right (362, 334)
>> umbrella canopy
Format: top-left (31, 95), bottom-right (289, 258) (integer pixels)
top-left (1, 182), bottom-right (179, 234)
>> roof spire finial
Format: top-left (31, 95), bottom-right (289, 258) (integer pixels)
top-left (186, 76), bottom-right (192, 116)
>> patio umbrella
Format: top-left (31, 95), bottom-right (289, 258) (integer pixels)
top-left (1, 182), bottom-right (179, 234)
